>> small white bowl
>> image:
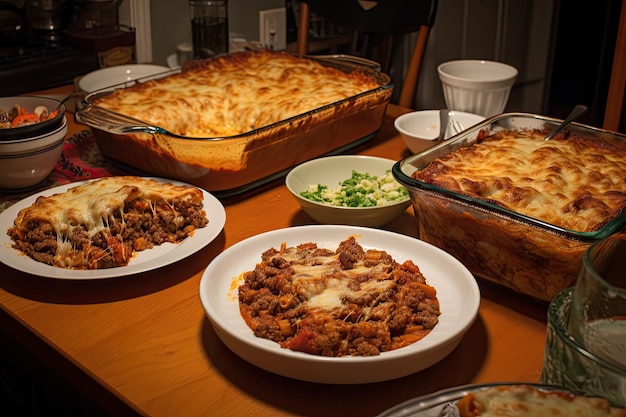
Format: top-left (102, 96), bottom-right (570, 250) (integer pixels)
top-left (0, 116), bottom-right (67, 189)
top-left (285, 155), bottom-right (410, 227)
top-left (438, 60), bottom-right (518, 117)
top-left (394, 110), bottom-right (485, 153)
top-left (78, 64), bottom-right (171, 93)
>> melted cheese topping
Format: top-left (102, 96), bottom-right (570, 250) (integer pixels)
top-left (8, 176), bottom-right (207, 270)
top-left (413, 130), bottom-right (626, 232)
top-left (278, 246), bottom-right (394, 312)
top-left (94, 50), bottom-right (382, 138)
top-left (238, 237), bottom-right (440, 356)
top-left (458, 385), bottom-right (626, 417)
top-left (12, 176), bottom-right (202, 237)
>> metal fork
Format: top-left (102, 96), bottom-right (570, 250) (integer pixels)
top-left (450, 119), bottom-right (465, 135)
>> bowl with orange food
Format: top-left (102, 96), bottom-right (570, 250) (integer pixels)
top-left (0, 96), bottom-right (66, 141)
top-left (0, 96), bottom-right (68, 189)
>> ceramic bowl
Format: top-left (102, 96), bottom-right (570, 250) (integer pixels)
top-left (78, 64), bottom-right (171, 93)
top-left (437, 60), bottom-right (518, 117)
top-left (0, 116), bottom-right (67, 189)
top-left (394, 109), bottom-right (485, 153)
top-left (285, 155), bottom-right (410, 227)
top-left (0, 96), bottom-right (66, 141)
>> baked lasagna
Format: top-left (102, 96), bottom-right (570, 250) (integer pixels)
top-left (92, 49), bottom-right (382, 138)
top-left (237, 236), bottom-right (440, 357)
top-left (7, 176), bottom-right (209, 270)
top-left (455, 385), bottom-right (626, 417)
top-left (412, 129), bottom-right (626, 232)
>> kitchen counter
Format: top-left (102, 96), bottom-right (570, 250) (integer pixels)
top-left (0, 84), bottom-right (549, 417)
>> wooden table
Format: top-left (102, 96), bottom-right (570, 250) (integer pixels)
top-left (0, 85), bottom-right (549, 417)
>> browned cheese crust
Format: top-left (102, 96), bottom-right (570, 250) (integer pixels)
top-left (7, 176), bottom-right (208, 270)
top-left (93, 49), bottom-right (382, 138)
top-left (238, 236), bottom-right (441, 357)
top-left (412, 129), bottom-right (626, 232)
top-left (456, 384), bottom-right (626, 417)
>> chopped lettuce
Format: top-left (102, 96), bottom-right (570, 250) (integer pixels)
top-left (300, 170), bottom-right (408, 207)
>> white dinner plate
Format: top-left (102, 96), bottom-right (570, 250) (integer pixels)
top-left (0, 177), bottom-right (225, 279)
top-left (199, 225), bottom-right (480, 384)
top-left (78, 64), bottom-right (171, 93)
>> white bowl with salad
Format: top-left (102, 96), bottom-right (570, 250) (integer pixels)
top-left (285, 155), bottom-right (411, 227)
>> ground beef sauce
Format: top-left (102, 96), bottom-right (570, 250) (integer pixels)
top-left (9, 195), bottom-right (208, 270)
top-left (237, 236), bottom-right (441, 357)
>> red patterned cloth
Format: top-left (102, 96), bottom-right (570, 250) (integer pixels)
top-left (54, 129), bottom-right (116, 182)
top-left (0, 130), bottom-right (124, 213)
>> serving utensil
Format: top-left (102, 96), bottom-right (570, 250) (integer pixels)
top-left (436, 109), bottom-right (449, 143)
top-left (450, 119), bottom-right (464, 134)
top-left (544, 104), bottom-right (588, 141)
top-left (438, 402), bottom-right (461, 417)
top-left (55, 92), bottom-right (77, 112)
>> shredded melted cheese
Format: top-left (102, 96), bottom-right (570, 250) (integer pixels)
top-left (460, 385), bottom-right (626, 417)
top-left (413, 131), bottom-right (626, 232)
top-left (10, 176), bottom-right (204, 268)
top-left (281, 249), bottom-right (393, 312)
top-left (93, 50), bottom-right (381, 138)
top-left (13, 176), bottom-right (200, 237)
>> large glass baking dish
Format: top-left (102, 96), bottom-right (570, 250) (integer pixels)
top-left (75, 55), bottom-right (393, 196)
top-left (393, 113), bottom-right (626, 302)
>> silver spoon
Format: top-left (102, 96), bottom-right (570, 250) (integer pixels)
top-left (436, 109), bottom-right (449, 143)
top-left (54, 92), bottom-right (83, 113)
top-left (544, 104), bottom-right (588, 141)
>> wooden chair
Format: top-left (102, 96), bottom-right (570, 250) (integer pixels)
top-left (296, 0), bottom-right (438, 108)
top-left (603, 0), bottom-right (626, 132)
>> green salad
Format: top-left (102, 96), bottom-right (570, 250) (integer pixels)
top-left (300, 170), bottom-right (409, 207)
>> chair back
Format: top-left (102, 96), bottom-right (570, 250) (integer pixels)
top-left (297, 0), bottom-right (438, 108)
top-left (301, 0), bottom-right (436, 35)
top-left (603, 0), bottom-right (625, 132)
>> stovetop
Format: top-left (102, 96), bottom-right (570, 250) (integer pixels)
top-left (0, 0), bottom-right (102, 95)
top-left (1, 50), bottom-right (100, 96)
top-left (0, 32), bottom-right (100, 96)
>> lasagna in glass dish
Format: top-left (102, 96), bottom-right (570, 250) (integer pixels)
top-left (76, 50), bottom-right (392, 195)
top-left (455, 384), bottom-right (626, 417)
top-left (393, 113), bottom-right (626, 302)
top-left (379, 383), bottom-right (626, 416)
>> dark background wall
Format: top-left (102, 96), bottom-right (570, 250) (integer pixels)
top-left (544, 0), bottom-right (624, 131)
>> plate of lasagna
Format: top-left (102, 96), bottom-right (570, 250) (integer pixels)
top-left (377, 383), bottom-right (626, 416)
top-left (199, 225), bottom-right (480, 384)
top-left (0, 176), bottom-right (226, 279)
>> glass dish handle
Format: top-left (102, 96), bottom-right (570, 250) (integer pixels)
top-left (75, 105), bottom-right (166, 135)
top-left (314, 54), bottom-right (382, 72)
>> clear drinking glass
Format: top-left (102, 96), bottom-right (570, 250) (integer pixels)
top-left (541, 233), bottom-right (626, 407)
top-left (568, 233), bottom-right (626, 369)
top-left (189, 0), bottom-right (229, 59)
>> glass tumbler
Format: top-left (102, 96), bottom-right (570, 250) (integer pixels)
top-left (541, 234), bottom-right (626, 407)
top-left (189, 0), bottom-right (229, 59)
top-left (568, 233), bottom-right (626, 369)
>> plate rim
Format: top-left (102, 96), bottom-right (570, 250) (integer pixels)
top-left (376, 382), bottom-right (594, 417)
top-left (199, 224), bottom-right (480, 383)
top-left (0, 176), bottom-right (225, 279)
